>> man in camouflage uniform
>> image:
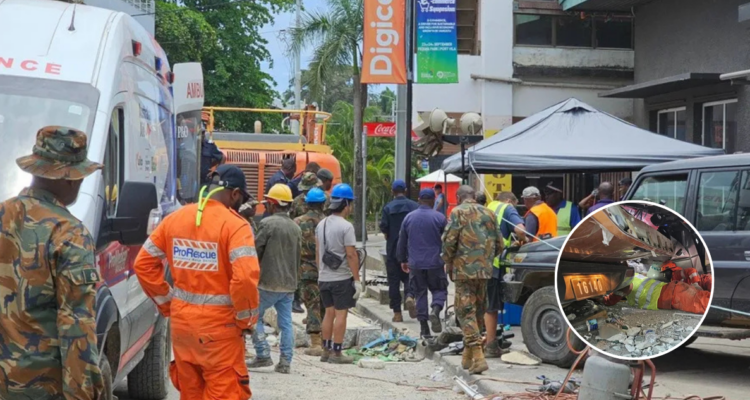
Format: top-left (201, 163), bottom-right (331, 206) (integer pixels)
top-left (0, 126), bottom-right (105, 399)
top-left (441, 185), bottom-right (503, 375)
top-left (293, 188), bottom-right (328, 356)
top-left (239, 198), bottom-right (261, 233)
top-left (290, 171), bottom-right (323, 219)
top-left (290, 172), bottom-right (323, 313)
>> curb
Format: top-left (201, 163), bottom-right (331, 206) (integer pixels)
top-left (355, 300), bottom-right (504, 396)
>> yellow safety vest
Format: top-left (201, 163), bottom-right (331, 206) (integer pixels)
top-left (487, 201), bottom-right (512, 268)
top-left (627, 275), bottom-right (664, 310)
top-left (556, 200), bottom-right (572, 236)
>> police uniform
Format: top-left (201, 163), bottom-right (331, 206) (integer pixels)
top-left (0, 126), bottom-right (105, 400)
top-left (441, 198), bottom-right (503, 375)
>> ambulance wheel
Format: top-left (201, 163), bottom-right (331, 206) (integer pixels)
top-left (127, 318), bottom-right (170, 399)
top-left (521, 287), bottom-right (583, 368)
top-left (99, 354), bottom-right (113, 400)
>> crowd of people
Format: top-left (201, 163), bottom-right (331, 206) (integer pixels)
top-left (377, 177), bottom-right (634, 376)
top-left (0, 123), bottom-right (636, 399)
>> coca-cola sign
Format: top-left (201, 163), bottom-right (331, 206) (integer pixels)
top-left (364, 122), bottom-right (418, 139)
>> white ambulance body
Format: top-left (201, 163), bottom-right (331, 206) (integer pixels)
top-left (0, 0), bottom-right (204, 397)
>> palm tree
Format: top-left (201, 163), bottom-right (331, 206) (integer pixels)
top-left (290, 0), bottom-right (367, 240)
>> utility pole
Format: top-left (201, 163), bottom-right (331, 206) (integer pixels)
top-left (403, 0), bottom-right (415, 197)
top-left (292, 0), bottom-right (303, 135)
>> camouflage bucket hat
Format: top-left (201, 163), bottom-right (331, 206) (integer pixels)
top-left (16, 126), bottom-right (103, 180)
top-left (298, 171), bottom-right (323, 191)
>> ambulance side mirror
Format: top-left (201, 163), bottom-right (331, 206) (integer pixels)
top-left (105, 181), bottom-right (158, 246)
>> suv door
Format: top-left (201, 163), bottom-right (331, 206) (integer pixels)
top-left (692, 168), bottom-right (750, 325)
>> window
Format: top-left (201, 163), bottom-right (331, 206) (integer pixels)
top-left (695, 170), bottom-right (741, 231)
top-left (657, 107), bottom-right (687, 141)
top-left (631, 174), bottom-right (688, 213)
top-left (103, 107), bottom-right (124, 217)
top-left (515, 14), bottom-right (633, 49)
top-left (703, 100), bottom-right (738, 153)
top-left (515, 14), bottom-right (553, 46)
top-left (176, 110), bottom-right (202, 203)
top-left (556, 16), bottom-right (592, 47)
top-left (594, 17), bottom-right (633, 49)
top-left (457, 0), bottom-right (480, 55)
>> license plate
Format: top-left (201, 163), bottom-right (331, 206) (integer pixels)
top-left (571, 276), bottom-right (608, 300)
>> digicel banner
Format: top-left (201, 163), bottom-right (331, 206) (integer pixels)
top-left (362, 0), bottom-right (407, 84)
top-left (364, 122), bottom-right (418, 139)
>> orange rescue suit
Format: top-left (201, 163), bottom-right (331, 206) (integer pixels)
top-left (134, 200), bottom-right (260, 400)
top-left (662, 261), bottom-right (712, 291)
top-left (526, 202), bottom-right (558, 241)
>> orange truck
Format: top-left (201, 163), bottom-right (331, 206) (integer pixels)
top-left (203, 106), bottom-right (342, 213)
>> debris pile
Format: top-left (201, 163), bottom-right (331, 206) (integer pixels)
top-left (583, 306), bottom-right (701, 358)
top-left (344, 329), bottom-right (423, 364)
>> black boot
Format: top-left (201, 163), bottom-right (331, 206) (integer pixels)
top-left (429, 306), bottom-right (442, 333)
top-left (420, 320), bottom-right (431, 337)
top-left (292, 299), bottom-right (304, 314)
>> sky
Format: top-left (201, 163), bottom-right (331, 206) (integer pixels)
top-left (260, 0), bottom-right (327, 97)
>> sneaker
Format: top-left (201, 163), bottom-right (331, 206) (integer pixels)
top-left (328, 352), bottom-right (354, 364)
top-left (246, 357), bottom-right (273, 369)
top-left (292, 300), bottom-right (304, 314)
top-left (274, 359), bottom-right (291, 374)
top-left (404, 297), bottom-right (417, 319)
top-left (429, 306), bottom-right (442, 333)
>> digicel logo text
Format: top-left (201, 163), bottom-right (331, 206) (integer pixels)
top-left (368, 0), bottom-right (400, 77)
top-left (0, 57), bottom-right (61, 75)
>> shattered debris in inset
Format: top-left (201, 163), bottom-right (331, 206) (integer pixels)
top-left (579, 304), bottom-right (702, 358)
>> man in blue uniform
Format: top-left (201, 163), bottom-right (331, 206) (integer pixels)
top-left (379, 179), bottom-right (419, 322)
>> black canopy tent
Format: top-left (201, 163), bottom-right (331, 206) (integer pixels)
top-left (441, 98), bottom-right (724, 174)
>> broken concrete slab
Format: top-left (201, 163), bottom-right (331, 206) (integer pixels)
top-left (501, 351), bottom-right (542, 366)
top-left (627, 327), bottom-right (641, 336)
top-left (599, 323), bottom-right (625, 340)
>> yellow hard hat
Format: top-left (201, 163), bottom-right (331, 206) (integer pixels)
top-left (266, 183), bottom-right (294, 204)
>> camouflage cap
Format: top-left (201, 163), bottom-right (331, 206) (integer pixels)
top-left (298, 171), bottom-right (323, 191)
top-left (16, 126), bottom-right (102, 180)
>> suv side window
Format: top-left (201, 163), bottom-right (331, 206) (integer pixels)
top-left (695, 169), bottom-right (750, 232)
top-left (631, 173), bottom-right (688, 214)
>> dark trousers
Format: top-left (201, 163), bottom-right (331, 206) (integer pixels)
top-left (386, 260), bottom-right (411, 312)
top-left (409, 267), bottom-right (448, 321)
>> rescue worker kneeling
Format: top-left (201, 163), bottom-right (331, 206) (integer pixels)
top-left (134, 165), bottom-right (260, 400)
top-left (603, 261), bottom-right (711, 314)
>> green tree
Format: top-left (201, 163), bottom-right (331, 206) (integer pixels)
top-left (155, 1), bottom-right (218, 64)
top-left (290, 0), bottom-right (367, 239)
top-left (282, 66), bottom-right (354, 112)
top-left (157, 0), bottom-right (294, 132)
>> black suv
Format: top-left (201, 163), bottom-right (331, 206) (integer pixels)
top-left (626, 153), bottom-right (750, 331)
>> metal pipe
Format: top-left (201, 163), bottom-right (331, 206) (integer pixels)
top-left (292, 0), bottom-right (302, 135)
top-left (720, 69), bottom-right (750, 81)
top-left (452, 377), bottom-right (484, 400)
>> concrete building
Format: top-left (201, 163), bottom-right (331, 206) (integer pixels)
top-left (415, 0), bottom-right (635, 195)
top-left (562, 0), bottom-right (750, 154)
top-left (85, 0), bottom-right (155, 35)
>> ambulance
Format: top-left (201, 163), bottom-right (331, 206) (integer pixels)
top-left (0, 0), bottom-right (203, 398)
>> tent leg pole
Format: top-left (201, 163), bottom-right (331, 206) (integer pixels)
top-left (460, 140), bottom-right (466, 185)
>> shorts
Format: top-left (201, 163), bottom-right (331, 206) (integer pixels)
top-left (486, 277), bottom-right (505, 313)
top-left (319, 278), bottom-right (356, 310)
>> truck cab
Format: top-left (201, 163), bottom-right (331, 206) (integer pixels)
top-left (0, 1), bottom-right (203, 398)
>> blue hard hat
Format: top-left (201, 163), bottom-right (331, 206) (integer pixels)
top-left (305, 187), bottom-right (327, 204)
top-left (331, 183), bottom-right (355, 200)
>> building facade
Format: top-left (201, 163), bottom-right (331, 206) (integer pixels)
top-left (85, 0), bottom-right (155, 35)
top-left (563, 0), bottom-right (750, 154)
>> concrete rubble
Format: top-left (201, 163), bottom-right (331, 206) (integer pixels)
top-left (582, 304), bottom-right (702, 358)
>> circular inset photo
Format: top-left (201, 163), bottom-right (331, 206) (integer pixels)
top-left (555, 201), bottom-right (714, 360)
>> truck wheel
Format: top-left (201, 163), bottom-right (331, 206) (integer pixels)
top-left (127, 320), bottom-right (170, 399)
top-left (99, 355), bottom-right (114, 400)
top-left (521, 287), bottom-right (583, 367)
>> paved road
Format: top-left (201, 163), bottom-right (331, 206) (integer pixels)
top-left (115, 350), bottom-right (463, 400)
top-left (651, 337), bottom-right (750, 399)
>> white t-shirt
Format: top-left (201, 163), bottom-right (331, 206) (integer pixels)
top-left (315, 214), bottom-right (356, 282)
